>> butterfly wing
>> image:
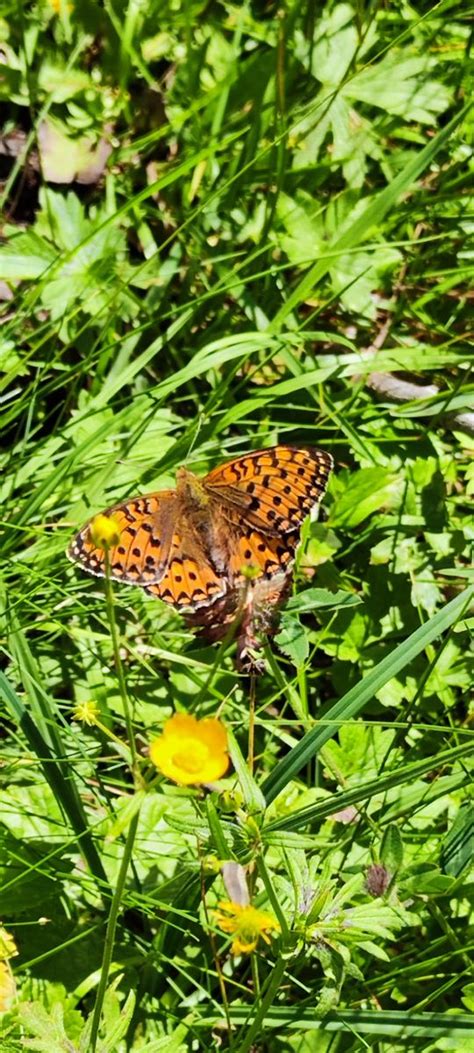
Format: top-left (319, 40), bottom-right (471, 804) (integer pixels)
top-left (146, 553), bottom-right (228, 611)
top-left (68, 446), bottom-right (333, 620)
top-left (68, 491), bottom-right (178, 586)
top-left (204, 445), bottom-right (333, 536)
top-left (227, 529), bottom-right (298, 582)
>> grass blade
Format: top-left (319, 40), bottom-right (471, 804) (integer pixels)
top-left (262, 586), bottom-right (474, 803)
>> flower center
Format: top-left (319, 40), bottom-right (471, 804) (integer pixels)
top-left (237, 908), bottom-right (261, 941)
top-left (172, 739), bottom-right (209, 774)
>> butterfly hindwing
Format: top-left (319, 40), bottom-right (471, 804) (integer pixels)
top-left (228, 529), bottom-right (298, 583)
top-left (146, 552), bottom-right (228, 611)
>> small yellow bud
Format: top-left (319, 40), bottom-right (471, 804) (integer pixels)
top-left (241, 562), bottom-right (261, 581)
top-left (89, 513), bottom-right (121, 550)
top-left (73, 700), bottom-right (100, 726)
top-left (220, 789), bottom-right (244, 813)
top-left (202, 854), bottom-right (224, 875)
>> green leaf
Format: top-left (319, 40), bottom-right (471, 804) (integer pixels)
top-left (461, 983), bottom-right (474, 1012)
top-left (265, 742), bottom-right (474, 833)
top-left (343, 54), bottom-right (453, 122)
top-left (275, 615), bottom-right (309, 668)
top-left (440, 804), bottom-right (474, 877)
top-left (269, 101), bottom-right (472, 329)
top-left (0, 230), bottom-right (57, 280)
top-left (227, 728), bottom-right (266, 812)
top-left (262, 586), bottom-right (474, 803)
top-left (0, 667), bottom-right (109, 892)
top-left (284, 589), bottom-right (361, 613)
top-left (195, 1005), bottom-right (474, 1040)
top-left (329, 468), bottom-right (402, 528)
top-left (380, 823), bottom-right (404, 872)
top-left (206, 796), bottom-right (233, 859)
top-left (321, 724), bottom-right (397, 785)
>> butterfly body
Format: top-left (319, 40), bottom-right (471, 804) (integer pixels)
top-left (68, 446), bottom-right (333, 631)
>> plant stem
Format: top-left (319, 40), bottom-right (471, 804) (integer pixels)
top-left (104, 553), bottom-right (137, 772)
top-left (90, 810), bottom-right (140, 1052)
top-left (257, 855), bottom-right (289, 941)
top-left (248, 673), bottom-right (256, 774)
top-left (235, 956), bottom-right (287, 1053)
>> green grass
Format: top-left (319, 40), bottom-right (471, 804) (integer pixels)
top-left (1, 1), bottom-right (473, 1050)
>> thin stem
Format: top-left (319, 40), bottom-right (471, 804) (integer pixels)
top-left (104, 553), bottom-right (137, 772)
top-left (251, 953), bottom-right (261, 999)
top-left (248, 673), bottom-right (256, 774)
top-left (90, 810), bottom-right (140, 1052)
top-left (235, 956), bottom-right (287, 1053)
top-left (199, 858), bottom-right (234, 1048)
top-left (257, 855), bottom-right (289, 942)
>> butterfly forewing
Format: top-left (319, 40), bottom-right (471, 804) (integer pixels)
top-left (204, 446), bottom-right (333, 535)
top-left (68, 492), bottom-right (177, 586)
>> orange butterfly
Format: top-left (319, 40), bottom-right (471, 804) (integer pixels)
top-left (68, 446), bottom-right (333, 621)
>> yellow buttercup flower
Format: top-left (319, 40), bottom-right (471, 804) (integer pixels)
top-left (89, 513), bottom-right (121, 550)
top-left (213, 901), bottom-right (280, 954)
top-left (149, 713), bottom-right (229, 786)
top-left (0, 961), bottom-right (16, 1013)
top-left (0, 928), bottom-right (17, 1013)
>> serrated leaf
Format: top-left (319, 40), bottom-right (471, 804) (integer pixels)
top-left (343, 54), bottom-right (453, 122)
top-left (275, 615), bottom-right (309, 667)
top-left (0, 230), bottom-right (57, 279)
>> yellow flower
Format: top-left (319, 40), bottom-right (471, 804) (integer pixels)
top-left (213, 901), bottom-right (280, 954)
top-left (0, 928), bottom-right (17, 961)
top-left (0, 961), bottom-right (16, 1013)
top-left (48, 0), bottom-right (73, 12)
top-left (73, 700), bottom-right (100, 726)
top-left (0, 928), bottom-right (17, 1013)
top-left (89, 513), bottom-right (121, 550)
top-left (149, 713), bottom-right (229, 786)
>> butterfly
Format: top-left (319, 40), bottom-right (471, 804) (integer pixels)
top-left (68, 445), bottom-right (333, 664)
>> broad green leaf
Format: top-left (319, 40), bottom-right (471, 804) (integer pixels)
top-left (343, 54), bottom-right (453, 122)
top-left (275, 615), bottom-right (309, 668)
top-left (0, 230), bottom-right (57, 280)
top-left (329, 468), bottom-right (403, 528)
top-left (269, 102), bottom-right (471, 329)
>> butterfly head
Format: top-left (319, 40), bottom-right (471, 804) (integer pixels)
top-left (176, 466), bottom-right (210, 510)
